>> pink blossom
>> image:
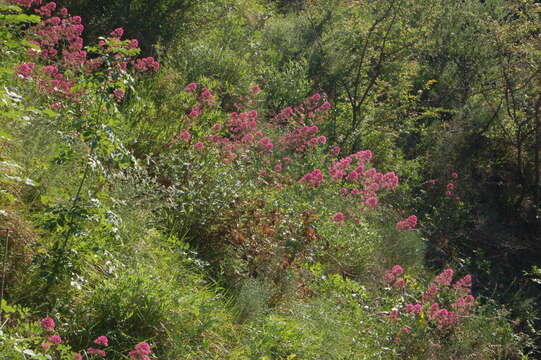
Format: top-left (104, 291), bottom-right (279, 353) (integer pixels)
top-left (179, 130), bottom-right (191, 142)
top-left (87, 347), bottom-right (106, 357)
top-left (366, 196), bottom-right (378, 209)
top-left (332, 212), bottom-right (345, 222)
top-left (422, 285), bottom-right (439, 303)
top-left (393, 279), bottom-right (405, 288)
top-left (391, 265), bottom-right (404, 277)
top-left (129, 342), bottom-right (151, 360)
top-left (93, 335), bottom-right (109, 347)
top-left (274, 163), bottom-right (282, 172)
top-left (129, 39), bottom-right (139, 49)
top-left (404, 303), bottom-right (422, 315)
top-left (189, 106), bottom-right (201, 119)
top-left (200, 88), bottom-right (216, 105)
top-left (434, 268), bottom-right (454, 286)
top-left (453, 274), bottom-right (472, 294)
top-left (299, 169), bottom-right (323, 187)
top-left (212, 123), bottom-right (222, 132)
top-left (319, 101), bottom-right (331, 110)
top-left (396, 215), bottom-right (417, 231)
top-left (250, 85), bottom-right (260, 95)
top-left (73, 354), bottom-right (83, 360)
top-left (41, 342), bottom-right (50, 350)
top-left (184, 82), bottom-right (198, 92)
top-left (389, 309), bottom-right (399, 321)
top-left (48, 335), bottom-right (62, 345)
top-left (15, 63), bottom-right (35, 78)
top-left (110, 27), bottom-right (124, 38)
top-left (451, 172), bottom-right (459, 179)
top-left (402, 327), bottom-right (410, 334)
top-left (40, 317), bottom-right (55, 332)
top-left (447, 183), bottom-right (454, 190)
top-left (428, 303), bottom-right (440, 321)
top-left (194, 142), bottom-right (205, 151)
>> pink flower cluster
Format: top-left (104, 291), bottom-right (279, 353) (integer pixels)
top-left (82, 335), bottom-right (109, 358)
top-left (40, 317), bottom-right (55, 332)
top-left (332, 212), bottom-right (345, 222)
top-left (427, 171), bottom-right (462, 201)
top-left (271, 93), bottom-right (331, 124)
top-left (38, 317), bottom-right (63, 350)
top-left (11, 1), bottom-right (159, 103)
top-left (134, 57), bottom-right (160, 73)
top-left (298, 169), bottom-right (324, 188)
top-left (397, 269), bottom-right (475, 331)
top-left (128, 342), bottom-right (152, 360)
top-left (396, 215), bottom-right (417, 231)
top-left (384, 265), bottom-right (406, 289)
top-left (279, 125), bottom-right (325, 152)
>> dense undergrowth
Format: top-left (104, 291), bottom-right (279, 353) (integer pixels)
top-left (0, 0), bottom-right (540, 359)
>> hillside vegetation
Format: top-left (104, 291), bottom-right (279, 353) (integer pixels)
top-left (0, 0), bottom-right (540, 359)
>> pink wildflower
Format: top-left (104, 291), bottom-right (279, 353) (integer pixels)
top-left (434, 268), bottom-right (454, 286)
top-left (184, 82), bottom-right (198, 92)
top-left (319, 101), bottom-right (331, 110)
top-left (453, 274), bottom-right (472, 294)
top-left (93, 335), bottom-right (109, 347)
top-left (73, 354), bottom-right (83, 360)
top-left (40, 317), bottom-right (55, 332)
top-left (250, 85), bottom-right (260, 95)
top-left (41, 342), bottom-right (50, 350)
top-left (179, 130), bottom-right (191, 142)
top-left (389, 309), bottom-right (399, 321)
top-left (391, 265), bottom-right (404, 277)
top-left (189, 106), bottom-right (201, 119)
top-left (274, 163), bottom-right (282, 172)
top-left (366, 196), bottom-right (378, 209)
top-left (332, 212), bottom-right (345, 222)
top-left (402, 327), bottom-right (410, 334)
top-left (194, 142), bottom-right (205, 151)
top-left (451, 172), bottom-right (459, 179)
top-left (87, 347), bottom-right (106, 357)
top-left (129, 342), bottom-right (151, 360)
top-left (48, 335), bottom-right (62, 345)
top-left (15, 63), bottom-right (35, 78)
top-left (393, 279), bottom-right (405, 288)
top-left (396, 215), bottom-right (417, 231)
top-left (110, 27), bottom-right (124, 38)
top-left (422, 285), bottom-right (439, 303)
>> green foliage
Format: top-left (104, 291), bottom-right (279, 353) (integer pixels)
top-left (0, 0), bottom-right (539, 358)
